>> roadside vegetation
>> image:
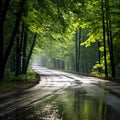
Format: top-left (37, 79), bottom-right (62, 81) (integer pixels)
top-left (0, 68), bottom-right (37, 94)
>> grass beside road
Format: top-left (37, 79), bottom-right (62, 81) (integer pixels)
top-left (0, 68), bottom-right (39, 95)
top-left (0, 81), bottom-right (18, 92)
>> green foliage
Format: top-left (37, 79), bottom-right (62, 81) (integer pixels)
top-left (92, 53), bottom-right (112, 76)
top-left (0, 68), bottom-right (36, 92)
top-left (15, 68), bottom-right (36, 82)
top-left (93, 63), bottom-right (103, 70)
top-left (91, 71), bottom-right (105, 77)
top-left (25, 0), bottom-right (120, 77)
top-left (4, 69), bottom-right (15, 81)
top-left (4, 68), bottom-right (36, 82)
top-left (0, 81), bottom-right (17, 91)
top-left (1, 0), bottom-right (120, 80)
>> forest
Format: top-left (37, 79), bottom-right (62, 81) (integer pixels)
top-left (0, 0), bottom-right (120, 82)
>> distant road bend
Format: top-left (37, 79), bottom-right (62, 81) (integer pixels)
top-left (0, 65), bottom-right (120, 120)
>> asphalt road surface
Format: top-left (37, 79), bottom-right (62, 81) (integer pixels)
top-left (0, 65), bottom-right (120, 120)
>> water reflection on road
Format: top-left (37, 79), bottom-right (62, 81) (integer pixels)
top-left (0, 66), bottom-right (120, 120)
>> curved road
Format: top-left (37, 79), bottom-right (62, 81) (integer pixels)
top-left (0, 66), bottom-right (120, 120)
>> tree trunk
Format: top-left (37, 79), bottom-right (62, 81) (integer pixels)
top-left (0, 0), bottom-right (11, 70)
top-left (98, 41), bottom-right (101, 73)
top-left (109, 19), bottom-right (115, 77)
top-left (15, 31), bottom-right (21, 77)
top-left (105, 0), bottom-right (115, 77)
top-left (0, 0), bottom-right (3, 65)
top-left (0, 23), bottom-right (4, 64)
top-left (0, 0), bottom-right (3, 15)
top-left (75, 29), bottom-right (80, 72)
top-left (22, 29), bottom-right (28, 74)
top-left (10, 50), bottom-right (16, 72)
top-left (101, 0), bottom-right (108, 78)
top-left (24, 34), bottom-right (37, 74)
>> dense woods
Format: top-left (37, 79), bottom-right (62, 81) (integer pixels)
top-left (0, 0), bottom-right (120, 81)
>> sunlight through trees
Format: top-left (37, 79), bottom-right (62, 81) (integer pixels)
top-left (0, 0), bottom-right (120, 81)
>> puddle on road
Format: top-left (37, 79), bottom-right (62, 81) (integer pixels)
top-left (0, 87), bottom-right (120, 120)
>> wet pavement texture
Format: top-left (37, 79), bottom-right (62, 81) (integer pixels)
top-left (0, 66), bottom-right (120, 120)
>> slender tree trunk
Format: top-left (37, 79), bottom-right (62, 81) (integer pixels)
top-left (0, 23), bottom-right (4, 63)
top-left (10, 49), bottom-right (16, 72)
top-left (79, 28), bottom-right (81, 72)
top-left (24, 34), bottom-right (37, 74)
top-left (98, 41), bottom-right (101, 73)
top-left (20, 22), bottom-right (24, 48)
top-left (22, 29), bottom-right (28, 74)
top-left (101, 0), bottom-right (108, 78)
top-left (61, 61), bottom-right (65, 69)
top-left (75, 29), bottom-right (80, 72)
top-left (15, 27), bottom-right (25, 77)
top-left (75, 31), bottom-right (78, 72)
top-left (0, 0), bottom-right (3, 62)
top-left (14, 22), bottom-right (25, 76)
top-left (1, 0), bottom-right (11, 22)
top-left (109, 19), bottom-right (115, 77)
top-left (15, 31), bottom-right (21, 76)
top-left (0, 0), bottom-right (11, 69)
top-left (105, 0), bottom-right (115, 77)
top-left (0, 0), bottom-right (3, 14)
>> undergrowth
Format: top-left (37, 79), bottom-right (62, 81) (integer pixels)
top-left (0, 68), bottom-right (36, 92)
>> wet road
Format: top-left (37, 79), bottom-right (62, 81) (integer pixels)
top-left (0, 66), bottom-right (120, 120)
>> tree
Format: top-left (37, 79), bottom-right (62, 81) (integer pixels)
top-left (101, 0), bottom-right (108, 78)
top-left (0, 0), bottom-right (11, 69)
top-left (75, 29), bottom-right (81, 72)
top-left (0, 0), bottom-right (25, 80)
